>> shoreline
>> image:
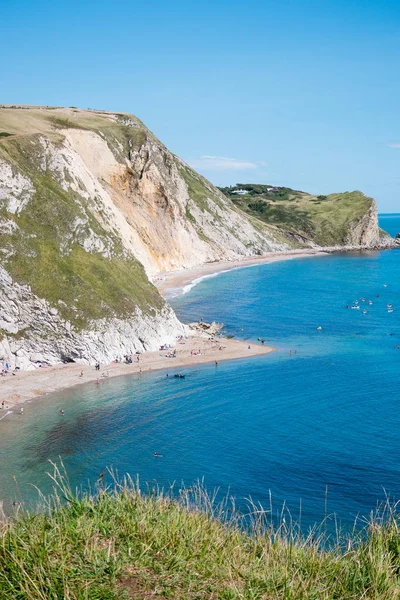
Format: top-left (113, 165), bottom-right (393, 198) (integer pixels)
top-left (1, 245), bottom-right (393, 414)
top-left (0, 336), bottom-right (274, 413)
top-left (154, 248), bottom-right (329, 297)
top-left (154, 245), bottom-right (397, 298)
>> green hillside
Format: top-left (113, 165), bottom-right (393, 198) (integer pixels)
top-left (219, 184), bottom-right (377, 246)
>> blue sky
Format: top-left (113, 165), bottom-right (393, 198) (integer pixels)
top-left (2, 0), bottom-right (400, 211)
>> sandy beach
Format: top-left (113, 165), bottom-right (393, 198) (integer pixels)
top-left (154, 248), bottom-right (327, 297)
top-left (0, 249), bottom-right (332, 413)
top-left (0, 335), bottom-right (273, 412)
top-left (0, 249), bottom-right (323, 412)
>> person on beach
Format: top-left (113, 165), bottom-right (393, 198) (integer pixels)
top-left (20, 407), bottom-right (24, 414)
top-left (79, 370), bottom-right (83, 378)
top-left (1, 400), bottom-right (4, 409)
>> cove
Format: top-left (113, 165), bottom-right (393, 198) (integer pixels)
top-left (1, 216), bottom-right (400, 532)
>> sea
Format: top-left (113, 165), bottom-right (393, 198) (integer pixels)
top-left (1, 214), bottom-right (400, 532)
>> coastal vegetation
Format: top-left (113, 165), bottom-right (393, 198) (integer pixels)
top-left (2, 466), bottom-right (400, 599)
top-left (219, 184), bottom-right (378, 246)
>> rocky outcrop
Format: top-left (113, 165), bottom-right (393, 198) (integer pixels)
top-left (188, 321), bottom-right (223, 337)
top-left (219, 185), bottom-right (393, 250)
top-left (345, 201), bottom-right (382, 247)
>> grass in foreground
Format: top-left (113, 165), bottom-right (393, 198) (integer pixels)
top-left (2, 465), bottom-right (400, 599)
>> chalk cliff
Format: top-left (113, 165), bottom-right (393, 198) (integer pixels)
top-left (0, 106), bottom-right (393, 369)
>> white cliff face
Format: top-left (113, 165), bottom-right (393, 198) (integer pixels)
top-left (345, 202), bottom-right (382, 247)
top-left (0, 159), bottom-right (35, 215)
top-left (0, 266), bottom-right (186, 370)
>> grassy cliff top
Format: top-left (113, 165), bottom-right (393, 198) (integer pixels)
top-left (219, 184), bottom-right (376, 246)
top-left (0, 105), bottom-right (149, 163)
top-left (0, 105), bottom-right (138, 136)
top-left (1, 470), bottom-right (400, 599)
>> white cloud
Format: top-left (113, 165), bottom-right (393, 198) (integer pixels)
top-left (189, 155), bottom-right (260, 171)
top-left (388, 143), bottom-right (400, 148)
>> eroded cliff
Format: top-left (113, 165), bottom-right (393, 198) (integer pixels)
top-left (0, 106), bottom-right (392, 369)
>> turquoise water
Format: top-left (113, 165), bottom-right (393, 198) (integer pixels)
top-left (1, 215), bottom-right (400, 531)
top-left (379, 213), bottom-right (400, 237)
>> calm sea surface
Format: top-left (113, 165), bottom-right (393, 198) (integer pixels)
top-left (1, 215), bottom-right (400, 530)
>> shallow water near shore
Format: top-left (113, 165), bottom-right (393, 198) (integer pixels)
top-left (1, 215), bottom-right (400, 531)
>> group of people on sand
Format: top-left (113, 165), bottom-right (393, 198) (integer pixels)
top-left (0, 362), bottom-right (10, 376)
top-left (0, 362), bottom-right (19, 377)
